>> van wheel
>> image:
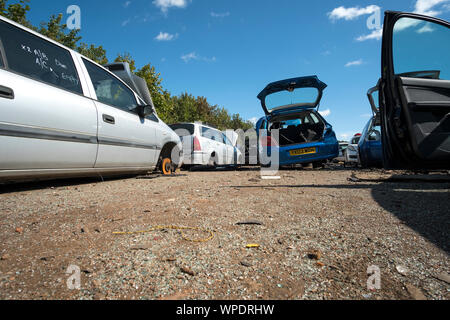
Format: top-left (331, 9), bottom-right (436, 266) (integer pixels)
top-left (161, 157), bottom-right (174, 175)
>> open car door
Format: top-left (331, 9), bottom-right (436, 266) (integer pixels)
top-left (380, 11), bottom-right (450, 170)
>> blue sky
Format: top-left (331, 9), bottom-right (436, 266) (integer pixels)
top-left (27, 0), bottom-right (450, 140)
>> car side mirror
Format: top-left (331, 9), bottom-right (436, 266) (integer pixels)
top-left (135, 105), bottom-right (154, 118)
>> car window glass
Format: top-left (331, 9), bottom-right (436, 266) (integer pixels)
top-left (83, 58), bottom-right (137, 112)
top-left (202, 127), bottom-right (224, 143)
top-left (393, 17), bottom-right (450, 80)
top-left (265, 87), bottom-right (319, 111)
top-left (0, 20), bottom-right (82, 94)
top-left (309, 113), bottom-right (320, 124)
top-left (169, 124), bottom-right (195, 136)
top-left (0, 51), bottom-right (4, 67)
top-left (368, 125), bottom-right (382, 141)
top-left (223, 133), bottom-right (233, 146)
top-left (351, 136), bottom-right (361, 144)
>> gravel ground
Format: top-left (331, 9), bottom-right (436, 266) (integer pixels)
top-left (0, 165), bottom-right (449, 300)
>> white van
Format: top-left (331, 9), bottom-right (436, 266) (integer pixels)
top-left (0, 15), bottom-right (182, 181)
top-left (169, 123), bottom-right (243, 168)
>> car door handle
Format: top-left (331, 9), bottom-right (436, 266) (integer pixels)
top-left (0, 85), bottom-right (14, 99)
top-left (102, 114), bottom-right (115, 125)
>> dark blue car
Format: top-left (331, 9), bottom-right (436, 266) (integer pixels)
top-left (255, 76), bottom-right (339, 167)
top-left (358, 84), bottom-right (383, 168)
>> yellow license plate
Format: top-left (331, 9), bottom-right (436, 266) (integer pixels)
top-left (289, 147), bottom-right (317, 156)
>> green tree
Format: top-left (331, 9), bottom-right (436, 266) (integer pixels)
top-left (0, 0), bottom-right (32, 28)
top-left (114, 53), bottom-right (136, 72)
top-left (38, 14), bottom-right (81, 49)
top-left (77, 43), bottom-right (108, 65)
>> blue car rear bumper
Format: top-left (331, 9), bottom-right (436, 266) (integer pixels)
top-left (263, 139), bottom-right (339, 166)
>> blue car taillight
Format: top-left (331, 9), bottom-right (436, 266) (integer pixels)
top-left (324, 126), bottom-right (334, 138)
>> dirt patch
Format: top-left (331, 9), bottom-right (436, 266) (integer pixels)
top-left (0, 167), bottom-right (448, 300)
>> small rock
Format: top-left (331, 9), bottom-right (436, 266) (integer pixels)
top-left (307, 250), bottom-right (322, 261)
top-left (316, 262), bottom-right (325, 268)
top-left (15, 227), bottom-right (24, 234)
top-left (240, 261), bottom-right (252, 267)
top-left (362, 293), bottom-right (373, 299)
top-left (396, 265), bottom-right (409, 276)
top-left (180, 267), bottom-right (195, 276)
top-left (1, 254), bottom-right (10, 261)
top-left (92, 279), bottom-right (102, 288)
top-left (405, 284), bottom-right (427, 300)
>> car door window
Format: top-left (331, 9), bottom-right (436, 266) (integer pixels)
top-left (368, 124), bottom-right (382, 141)
top-left (202, 127), bottom-right (222, 143)
top-left (0, 20), bottom-right (83, 94)
top-left (83, 58), bottom-right (138, 112)
top-left (223, 133), bottom-right (233, 146)
top-left (393, 17), bottom-right (450, 80)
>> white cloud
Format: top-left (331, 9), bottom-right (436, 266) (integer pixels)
top-left (155, 31), bottom-right (178, 41)
top-left (414, 0), bottom-right (450, 16)
top-left (123, 1), bottom-right (132, 8)
top-left (211, 11), bottom-right (230, 18)
top-left (153, 0), bottom-right (189, 14)
top-left (417, 23), bottom-right (435, 33)
top-left (319, 109), bottom-right (331, 117)
top-left (345, 59), bottom-right (364, 67)
top-left (181, 52), bottom-right (198, 63)
top-left (121, 19), bottom-right (131, 27)
top-left (248, 117), bottom-right (259, 125)
top-left (356, 28), bottom-right (383, 41)
top-left (328, 5), bottom-right (380, 21)
top-left (360, 113), bottom-right (373, 118)
top-left (181, 52), bottom-right (216, 63)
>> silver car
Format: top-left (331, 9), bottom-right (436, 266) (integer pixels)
top-left (0, 15), bottom-right (182, 181)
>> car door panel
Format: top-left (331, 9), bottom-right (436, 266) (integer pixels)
top-left (81, 58), bottom-right (158, 169)
top-left (0, 69), bottom-right (98, 170)
top-left (94, 103), bottom-right (157, 168)
top-left (396, 77), bottom-right (450, 161)
top-left (380, 11), bottom-right (450, 169)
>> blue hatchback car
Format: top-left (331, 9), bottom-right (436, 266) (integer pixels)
top-left (255, 76), bottom-right (339, 167)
